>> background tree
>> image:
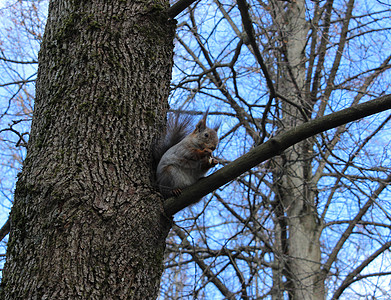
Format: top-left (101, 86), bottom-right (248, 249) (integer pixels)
top-left (0, 0), bottom-right (390, 299)
top-left (159, 0), bottom-right (391, 299)
top-left (0, 0), bottom-right (44, 269)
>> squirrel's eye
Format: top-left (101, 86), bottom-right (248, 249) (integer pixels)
top-left (204, 133), bottom-right (209, 138)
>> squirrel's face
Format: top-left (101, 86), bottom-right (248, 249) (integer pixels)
top-left (192, 113), bottom-right (219, 151)
top-left (197, 128), bottom-right (218, 151)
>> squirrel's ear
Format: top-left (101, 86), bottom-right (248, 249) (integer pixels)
top-left (195, 109), bottom-right (208, 132)
top-left (195, 119), bottom-right (206, 132)
top-left (213, 122), bottom-right (220, 132)
top-left (202, 108), bottom-right (210, 124)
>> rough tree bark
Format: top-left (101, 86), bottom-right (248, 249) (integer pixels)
top-left (1, 0), bottom-right (175, 299)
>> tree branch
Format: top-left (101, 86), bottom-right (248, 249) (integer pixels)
top-left (173, 225), bottom-right (235, 299)
top-left (331, 240), bottom-right (391, 299)
top-left (236, 0), bottom-right (276, 97)
top-left (164, 94), bottom-right (391, 215)
top-left (0, 218), bottom-right (10, 242)
top-left (322, 172), bottom-right (391, 278)
top-left (167, 0), bottom-right (198, 18)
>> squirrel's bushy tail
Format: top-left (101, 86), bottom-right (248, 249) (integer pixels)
top-left (153, 112), bottom-right (194, 166)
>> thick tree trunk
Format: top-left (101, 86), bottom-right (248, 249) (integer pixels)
top-left (1, 1), bottom-right (175, 299)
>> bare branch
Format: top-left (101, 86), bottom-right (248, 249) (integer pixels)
top-left (310, 0), bottom-right (334, 103)
top-left (322, 173), bottom-right (391, 277)
top-left (173, 225), bottom-right (235, 299)
top-left (167, 0), bottom-right (198, 18)
top-left (0, 218), bottom-right (10, 242)
top-left (164, 95), bottom-right (391, 215)
top-left (331, 240), bottom-right (391, 299)
top-left (236, 0), bottom-right (276, 97)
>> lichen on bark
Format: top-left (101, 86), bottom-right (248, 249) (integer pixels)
top-left (1, 1), bottom-right (176, 299)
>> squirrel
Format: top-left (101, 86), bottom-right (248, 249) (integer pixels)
top-left (154, 110), bottom-right (219, 198)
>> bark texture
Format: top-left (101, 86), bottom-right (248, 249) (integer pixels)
top-left (1, 0), bottom-right (175, 299)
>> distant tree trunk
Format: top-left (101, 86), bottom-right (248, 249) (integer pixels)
top-left (273, 0), bottom-right (324, 299)
top-left (1, 1), bottom-right (175, 299)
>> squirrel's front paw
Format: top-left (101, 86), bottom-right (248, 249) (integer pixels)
top-left (171, 188), bottom-right (182, 197)
top-left (208, 157), bottom-right (219, 166)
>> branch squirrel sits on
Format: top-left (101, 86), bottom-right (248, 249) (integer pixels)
top-left (154, 110), bottom-right (219, 198)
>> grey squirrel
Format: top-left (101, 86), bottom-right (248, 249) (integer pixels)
top-left (155, 110), bottom-right (219, 198)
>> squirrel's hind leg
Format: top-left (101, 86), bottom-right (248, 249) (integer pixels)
top-left (157, 165), bottom-right (185, 198)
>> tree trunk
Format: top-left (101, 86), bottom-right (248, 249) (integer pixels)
top-left (273, 0), bottom-right (324, 299)
top-left (1, 1), bottom-right (175, 299)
